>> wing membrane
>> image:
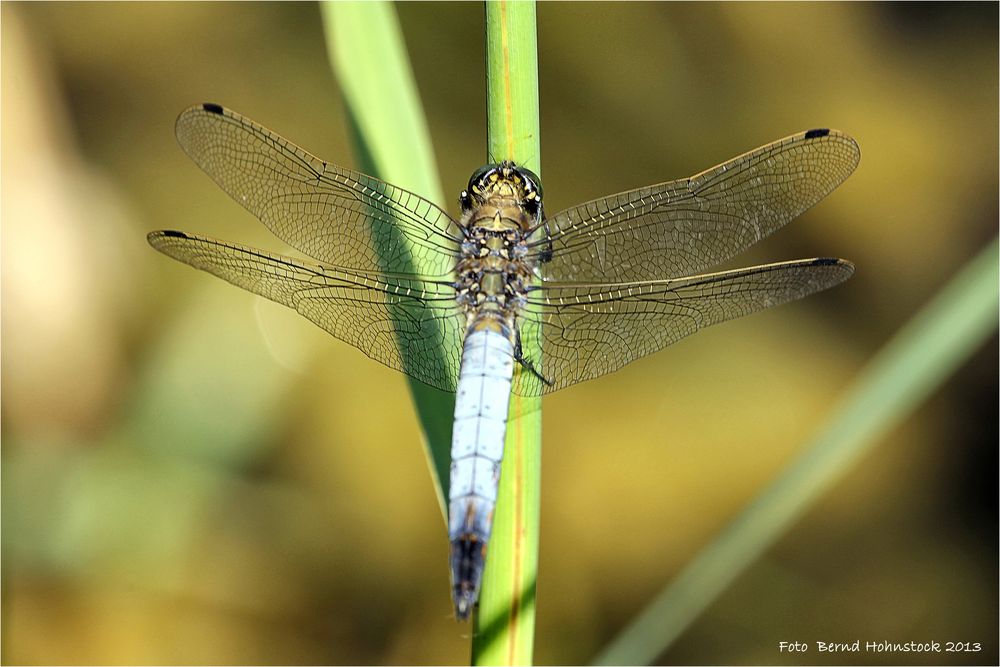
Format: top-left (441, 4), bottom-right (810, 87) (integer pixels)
top-left (175, 104), bottom-right (461, 276)
top-left (160, 108), bottom-right (858, 398)
top-left (511, 258), bottom-right (854, 396)
top-left (536, 129), bottom-right (859, 282)
top-left (148, 230), bottom-right (464, 392)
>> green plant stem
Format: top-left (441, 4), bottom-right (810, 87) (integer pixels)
top-left (593, 238), bottom-right (1000, 665)
top-left (321, 1), bottom-right (453, 513)
top-left (472, 1), bottom-right (542, 665)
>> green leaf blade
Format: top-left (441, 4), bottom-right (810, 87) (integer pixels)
top-left (593, 238), bottom-right (999, 665)
top-left (321, 0), bottom-right (454, 512)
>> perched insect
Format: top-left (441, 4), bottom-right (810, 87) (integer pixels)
top-left (149, 103), bottom-right (859, 620)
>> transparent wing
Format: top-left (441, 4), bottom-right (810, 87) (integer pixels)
top-left (148, 230), bottom-right (464, 392)
top-left (511, 258), bottom-right (854, 396)
top-left (534, 129), bottom-right (859, 282)
top-left (175, 103), bottom-right (461, 276)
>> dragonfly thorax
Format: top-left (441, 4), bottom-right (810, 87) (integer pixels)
top-left (454, 230), bottom-right (533, 329)
top-left (455, 165), bottom-right (541, 340)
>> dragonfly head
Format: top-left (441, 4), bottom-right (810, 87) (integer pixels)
top-left (460, 161), bottom-right (543, 221)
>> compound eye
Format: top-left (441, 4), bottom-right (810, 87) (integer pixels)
top-left (467, 163), bottom-right (501, 191)
top-left (518, 166), bottom-right (543, 200)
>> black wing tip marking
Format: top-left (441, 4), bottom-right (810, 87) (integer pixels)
top-left (805, 128), bottom-right (861, 172)
top-left (814, 256), bottom-right (856, 280)
top-left (176, 104), bottom-right (227, 139)
top-left (147, 229), bottom-right (194, 249)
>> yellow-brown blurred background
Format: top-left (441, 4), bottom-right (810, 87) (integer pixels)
top-left (2, 2), bottom-right (997, 665)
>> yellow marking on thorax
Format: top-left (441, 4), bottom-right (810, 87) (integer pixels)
top-left (472, 203), bottom-right (525, 232)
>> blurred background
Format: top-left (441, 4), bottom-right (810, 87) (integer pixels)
top-left (2, 2), bottom-right (996, 664)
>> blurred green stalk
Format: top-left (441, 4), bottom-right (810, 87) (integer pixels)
top-left (593, 238), bottom-right (1000, 665)
top-left (321, 1), bottom-right (453, 513)
top-left (472, 1), bottom-right (542, 665)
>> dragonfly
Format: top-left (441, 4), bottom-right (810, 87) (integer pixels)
top-left (149, 103), bottom-right (859, 620)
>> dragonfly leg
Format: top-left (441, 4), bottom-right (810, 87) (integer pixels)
top-left (514, 332), bottom-right (553, 387)
top-left (535, 219), bottom-right (554, 264)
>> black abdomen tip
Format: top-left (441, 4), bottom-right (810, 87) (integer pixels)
top-left (450, 536), bottom-right (487, 621)
top-left (804, 128), bottom-right (830, 139)
top-left (202, 102), bottom-right (224, 115)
